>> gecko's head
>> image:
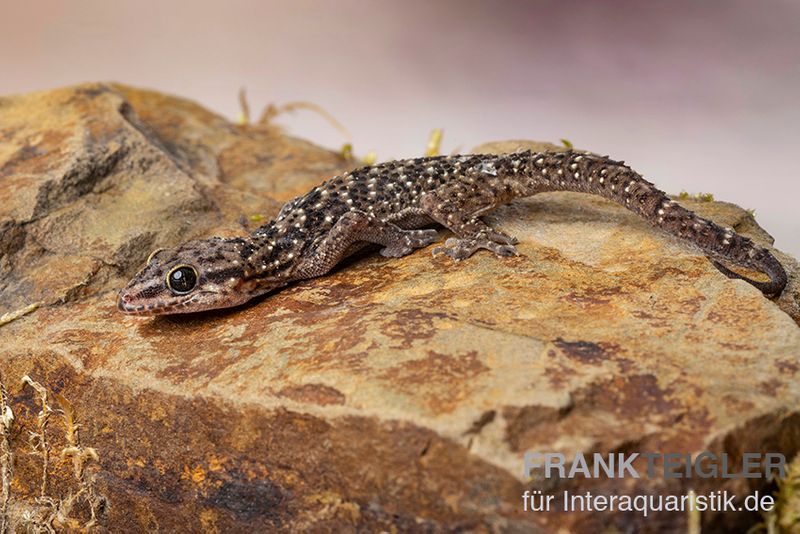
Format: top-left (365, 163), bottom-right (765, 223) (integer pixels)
top-left (118, 237), bottom-right (256, 315)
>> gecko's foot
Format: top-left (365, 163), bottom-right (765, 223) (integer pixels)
top-left (483, 229), bottom-right (519, 245)
top-left (431, 236), bottom-right (518, 261)
top-left (380, 229), bottom-right (440, 258)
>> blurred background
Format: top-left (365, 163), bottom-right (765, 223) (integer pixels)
top-left (1, 0), bottom-right (798, 256)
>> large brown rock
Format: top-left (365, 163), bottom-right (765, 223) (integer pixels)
top-left (0, 84), bottom-right (798, 533)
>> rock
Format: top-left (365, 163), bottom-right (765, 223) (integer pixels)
top-left (0, 83), bottom-right (798, 532)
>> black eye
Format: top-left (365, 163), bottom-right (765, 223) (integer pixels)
top-left (166, 265), bottom-right (197, 294)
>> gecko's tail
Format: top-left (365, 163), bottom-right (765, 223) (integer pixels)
top-left (645, 193), bottom-right (787, 298)
top-left (710, 247), bottom-right (787, 297)
top-left (541, 151), bottom-right (788, 297)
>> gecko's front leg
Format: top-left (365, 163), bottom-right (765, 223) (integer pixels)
top-left (293, 210), bottom-right (439, 279)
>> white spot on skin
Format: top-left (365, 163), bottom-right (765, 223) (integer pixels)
top-left (478, 162), bottom-right (497, 176)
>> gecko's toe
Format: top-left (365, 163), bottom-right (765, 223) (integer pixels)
top-left (486, 230), bottom-right (519, 245)
top-left (431, 245), bottom-right (468, 261)
top-left (432, 238), bottom-right (467, 260)
top-left (380, 246), bottom-right (413, 258)
top-left (412, 228), bottom-right (440, 247)
top-left (492, 243), bottom-right (518, 256)
top-left (431, 237), bottom-right (517, 260)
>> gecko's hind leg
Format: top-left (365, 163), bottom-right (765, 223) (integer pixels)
top-left (294, 210), bottom-right (438, 278)
top-left (421, 192), bottom-right (519, 261)
top-left (379, 228), bottom-right (440, 258)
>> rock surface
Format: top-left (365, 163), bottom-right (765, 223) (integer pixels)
top-left (1, 83), bottom-right (799, 533)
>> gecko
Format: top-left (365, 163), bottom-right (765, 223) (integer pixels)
top-left (118, 150), bottom-right (787, 315)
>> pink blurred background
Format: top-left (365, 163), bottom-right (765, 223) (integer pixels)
top-left (2, 0), bottom-right (798, 255)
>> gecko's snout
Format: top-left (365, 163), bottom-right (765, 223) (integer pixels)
top-left (117, 290), bottom-right (140, 314)
top-left (117, 287), bottom-right (164, 315)
top-left (116, 288), bottom-right (181, 315)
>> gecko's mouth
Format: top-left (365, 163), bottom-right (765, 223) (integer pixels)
top-left (117, 292), bottom-right (204, 315)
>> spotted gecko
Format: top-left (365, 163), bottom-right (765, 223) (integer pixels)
top-left (118, 150), bottom-right (787, 315)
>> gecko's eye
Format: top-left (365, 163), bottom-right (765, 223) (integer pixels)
top-left (166, 265), bottom-right (198, 294)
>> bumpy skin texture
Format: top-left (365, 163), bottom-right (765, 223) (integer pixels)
top-left (118, 150), bottom-right (787, 315)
